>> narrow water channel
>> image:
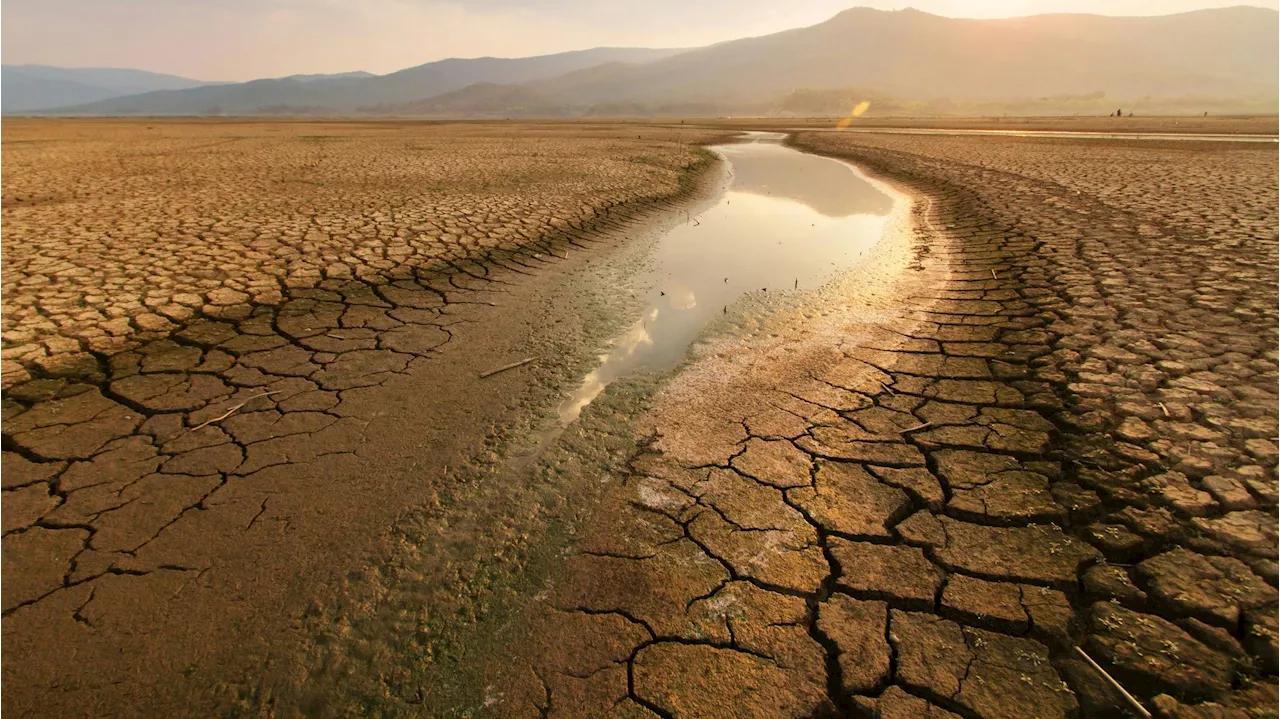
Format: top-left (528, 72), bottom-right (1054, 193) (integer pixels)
top-left (558, 132), bottom-right (894, 423)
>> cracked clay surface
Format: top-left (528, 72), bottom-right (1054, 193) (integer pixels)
top-left (0, 119), bottom-right (731, 716)
top-left (477, 131), bottom-right (1278, 718)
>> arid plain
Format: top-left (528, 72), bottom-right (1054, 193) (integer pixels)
top-left (2, 118), bottom-right (1278, 719)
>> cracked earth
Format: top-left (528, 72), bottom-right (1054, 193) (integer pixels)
top-left (478, 132), bottom-right (1278, 719)
top-left (2, 121), bottom-right (1277, 718)
top-left (0, 119), bottom-right (727, 716)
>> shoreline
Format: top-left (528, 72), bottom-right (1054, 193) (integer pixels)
top-left (0, 127), bottom-right (735, 716)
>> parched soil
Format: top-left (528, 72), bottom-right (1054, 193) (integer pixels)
top-left (1, 119), bottom-right (717, 385)
top-left (3, 120), bottom-right (1277, 718)
top-left (476, 132), bottom-right (1279, 718)
top-left (0, 119), bottom-right (730, 716)
top-left (699, 115), bottom-right (1280, 136)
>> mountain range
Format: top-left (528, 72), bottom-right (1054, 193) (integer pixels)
top-left (3, 47), bottom-right (683, 115)
top-left (5, 6), bottom-right (1277, 117)
top-left (1, 65), bottom-right (216, 112)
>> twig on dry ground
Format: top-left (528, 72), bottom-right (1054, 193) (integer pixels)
top-left (900, 421), bottom-right (932, 433)
top-left (1074, 646), bottom-right (1152, 718)
top-left (478, 357), bottom-right (536, 379)
top-left (991, 269), bottom-right (998, 280)
top-left (188, 390), bottom-right (285, 432)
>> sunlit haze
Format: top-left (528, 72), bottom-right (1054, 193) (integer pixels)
top-left (3, 0), bottom-right (1278, 80)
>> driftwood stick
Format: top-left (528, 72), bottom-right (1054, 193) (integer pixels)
top-left (479, 357), bottom-right (535, 379)
top-left (187, 390), bottom-right (286, 432)
top-left (190, 404), bottom-right (245, 432)
top-left (1073, 646), bottom-right (1152, 719)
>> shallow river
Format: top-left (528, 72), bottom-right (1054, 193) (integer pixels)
top-left (558, 132), bottom-right (894, 423)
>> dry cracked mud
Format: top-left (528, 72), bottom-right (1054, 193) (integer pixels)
top-left (0, 119), bottom-right (732, 716)
top-left (2, 120), bottom-right (1277, 718)
top-left (471, 130), bottom-right (1278, 719)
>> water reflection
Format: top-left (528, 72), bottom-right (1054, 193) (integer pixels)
top-left (723, 141), bottom-right (895, 217)
top-left (558, 134), bottom-right (893, 424)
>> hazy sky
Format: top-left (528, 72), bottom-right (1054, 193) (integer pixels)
top-left (4, 0), bottom-right (1278, 81)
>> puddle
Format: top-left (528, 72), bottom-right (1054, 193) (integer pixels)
top-left (557, 132), bottom-right (893, 424)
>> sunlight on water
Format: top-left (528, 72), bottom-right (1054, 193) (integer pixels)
top-left (557, 133), bottom-right (894, 425)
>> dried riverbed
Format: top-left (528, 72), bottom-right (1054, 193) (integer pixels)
top-left (3, 121), bottom-right (1276, 718)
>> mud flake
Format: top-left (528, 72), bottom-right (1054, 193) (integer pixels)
top-left (787, 461), bottom-right (910, 539)
top-left (1085, 601), bottom-right (1233, 701)
top-left (110, 373), bottom-right (230, 412)
top-left (1, 453), bottom-right (66, 490)
top-left (927, 517), bottom-right (1100, 590)
top-left (703, 582), bottom-right (821, 673)
top-left (816, 594), bottom-right (890, 694)
top-left (891, 610), bottom-right (1075, 718)
top-left (578, 491), bottom-right (683, 559)
top-left (535, 610), bottom-right (651, 677)
top-left (871, 685), bottom-right (963, 719)
top-left (940, 574), bottom-right (1029, 634)
top-left (2, 527), bottom-right (87, 612)
top-left (730, 438), bottom-right (812, 489)
top-left (553, 539), bottom-right (728, 640)
top-left (1135, 547), bottom-right (1277, 630)
top-left (88, 472), bottom-right (222, 552)
top-left (687, 509), bottom-right (827, 594)
top-left (694, 469), bottom-right (810, 533)
top-left (1241, 606), bottom-right (1279, 673)
top-left (161, 442), bottom-right (243, 475)
top-left (237, 345), bottom-right (318, 377)
top-left (379, 324), bottom-right (450, 355)
top-left (633, 642), bottom-right (830, 719)
top-left (9, 404), bottom-right (143, 460)
top-left (795, 426), bottom-right (925, 466)
top-left (742, 408), bottom-right (808, 441)
top-left (2, 483), bottom-right (61, 534)
top-left (868, 465), bottom-right (946, 511)
top-left (311, 349), bottom-right (410, 390)
top-left (830, 538), bottom-right (941, 609)
top-left (1191, 511), bottom-right (1278, 559)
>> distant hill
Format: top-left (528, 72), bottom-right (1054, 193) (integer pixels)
top-left (1, 64), bottom-right (215, 112)
top-left (408, 5), bottom-right (1276, 116)
top-left (33, 47), bottom-right (685, 116)
top-left (19, 6), bottom-right (1278, 118)
top-left (280, 71), bottom-right (375, 83)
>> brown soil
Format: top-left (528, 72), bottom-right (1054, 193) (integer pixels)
top-left (462, 131), bottom-right (1278, 718)
top-left (694, 115), bottom-right (1279, 135)
top-left (4, 119), bottom-right (1277, 718)
top-left (0, 119), bottom-right (733, 716)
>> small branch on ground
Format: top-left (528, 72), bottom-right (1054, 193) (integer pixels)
top-left (479, 357), bottom-right (536, 379)
top-left (1074, 646), bottom-right (1152, 719)
top-left (187, 390), bottom-right (285, 432)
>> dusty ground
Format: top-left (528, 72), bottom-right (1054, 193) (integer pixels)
top-left (695, 115), bottom-right (1279, 135)
top-left (3, 119), bottom-right (1277, 717)
top-left (470, 131), bottom-right (1279, 718)
top-left (0, 119), bottom-right (730, 716)
top-left (0, 119), bottom-right (714, 385)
